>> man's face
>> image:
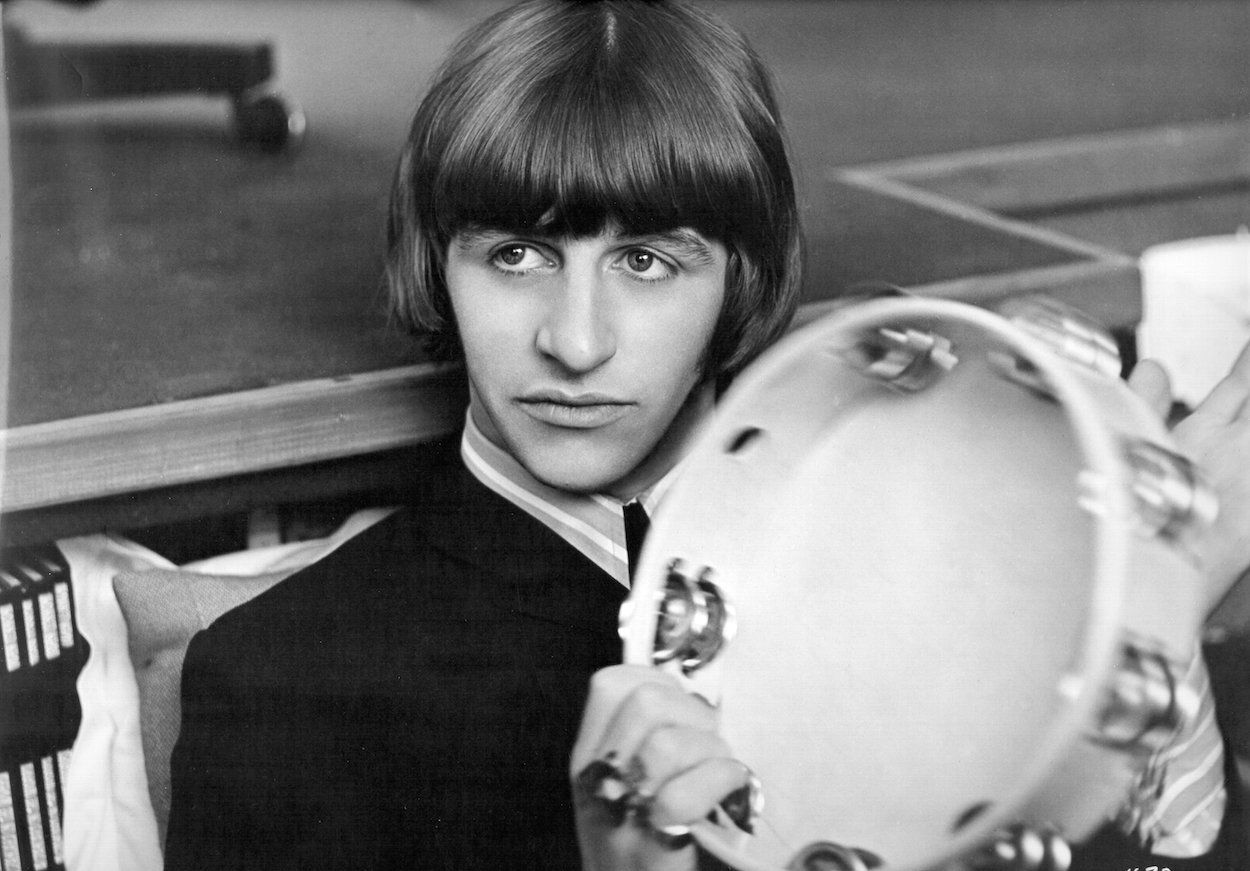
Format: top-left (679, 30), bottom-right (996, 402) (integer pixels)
top-left (445, 225), bottom-right (728, 498)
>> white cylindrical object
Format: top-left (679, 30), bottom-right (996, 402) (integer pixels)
top-left (1139, 232), bottom-right (1250, 407)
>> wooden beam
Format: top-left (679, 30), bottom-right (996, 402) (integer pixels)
top-left (0, 363), bottom-right (466, 513)
top-left (0, 441), bottom-right (461, 548)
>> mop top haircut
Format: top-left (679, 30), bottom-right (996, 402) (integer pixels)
top-left (386, 0), bottom-right (802, 380)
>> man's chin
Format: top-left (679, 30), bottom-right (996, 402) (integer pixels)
top-left (520, 451), bottom-right (641, 497)
top-left (528, 465), bottom-right (625, 496)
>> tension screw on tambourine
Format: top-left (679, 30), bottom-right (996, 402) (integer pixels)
top-left (848, 325), bottom-right (957, 391)
top-left (648, 560), bottom-right (735, 674)
top-left (1124, 440), bottom-right (1218, 542)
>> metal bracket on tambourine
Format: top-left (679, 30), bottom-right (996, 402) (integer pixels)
top-left (1078, 439), bottom-right (1217, 556)
top-left (996, 296), bottom-right (1123, 380)
top-left (1089, 638), bottom-right (1198, 753)
top-left (618, 559), bottom-right (736, 676)
top-left (844, 325), bottom-right (959, 392)
top-left (1123, 439), bottom-right (1218, 544)
top-left (988, 295), bottom-right (1122, 399)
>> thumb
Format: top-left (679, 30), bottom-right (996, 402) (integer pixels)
top-left (1128, 359), bottom-right (1173, 421)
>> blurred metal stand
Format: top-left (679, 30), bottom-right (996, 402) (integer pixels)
top-left (2, 1), bottom-right (304, 153)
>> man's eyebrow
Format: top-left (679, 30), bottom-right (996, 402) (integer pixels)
top-left (451, 226), bottom-right (506, 249)
top-left (452, 225), bottom-right (561, 250)
top-left (630, 229), bottom-right (718, 264)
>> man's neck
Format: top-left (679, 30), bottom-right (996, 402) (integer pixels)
top-left (460, 411), bottom-right (694, 586)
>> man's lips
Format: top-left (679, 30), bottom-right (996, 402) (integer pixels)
top-left (516, 392), bottom-right (634, 428)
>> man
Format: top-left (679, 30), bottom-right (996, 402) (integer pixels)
top-left (166, 2), bottom-right (796, 869)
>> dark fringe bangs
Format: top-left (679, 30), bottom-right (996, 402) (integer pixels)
top-left (430, 47), bottom-right (773, 248)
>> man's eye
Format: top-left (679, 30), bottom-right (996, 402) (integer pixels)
top-left (622, 249), bottom-right (672, 280)
top-left (625, 250), bottom-right (653, 272)
top-left (492, 245), bottom-right (548, 272)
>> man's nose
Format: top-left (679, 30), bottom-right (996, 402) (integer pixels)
top-left (535, 267), bottom-right (617, 373)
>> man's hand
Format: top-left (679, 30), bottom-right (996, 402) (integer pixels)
top-left (570, 665), bottom-right (749, 871)
top-left (1129, 340), bottom-right (1250, 611)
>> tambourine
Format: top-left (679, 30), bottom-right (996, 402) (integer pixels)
top-left (618, 296), bottom-right (1216, 871)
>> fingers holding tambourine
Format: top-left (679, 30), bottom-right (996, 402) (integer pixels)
top-left (572, 665), bottom-right (750, 871)
top-left (574, 665), bottom-right (719, 771)
top-left (1165, 339), bottom-right (1250, 608)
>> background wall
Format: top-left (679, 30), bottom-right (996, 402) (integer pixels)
top-left (8, 0), bottom-right (1250, 181)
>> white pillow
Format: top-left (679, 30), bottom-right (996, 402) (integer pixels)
top-left (58, 535), bottom-right (172, 871)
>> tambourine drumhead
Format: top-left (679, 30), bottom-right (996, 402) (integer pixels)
top-left (620, 297), bottom-right (1206, 871)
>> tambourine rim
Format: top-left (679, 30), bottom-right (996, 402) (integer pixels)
top-left (624, 296), bottom-right (1135, 870)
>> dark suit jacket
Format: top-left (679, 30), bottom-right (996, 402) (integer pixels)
top-left (164, 464), bottom-right (627, 870)
top-left (164, 462), bottom-right (1244, 870)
